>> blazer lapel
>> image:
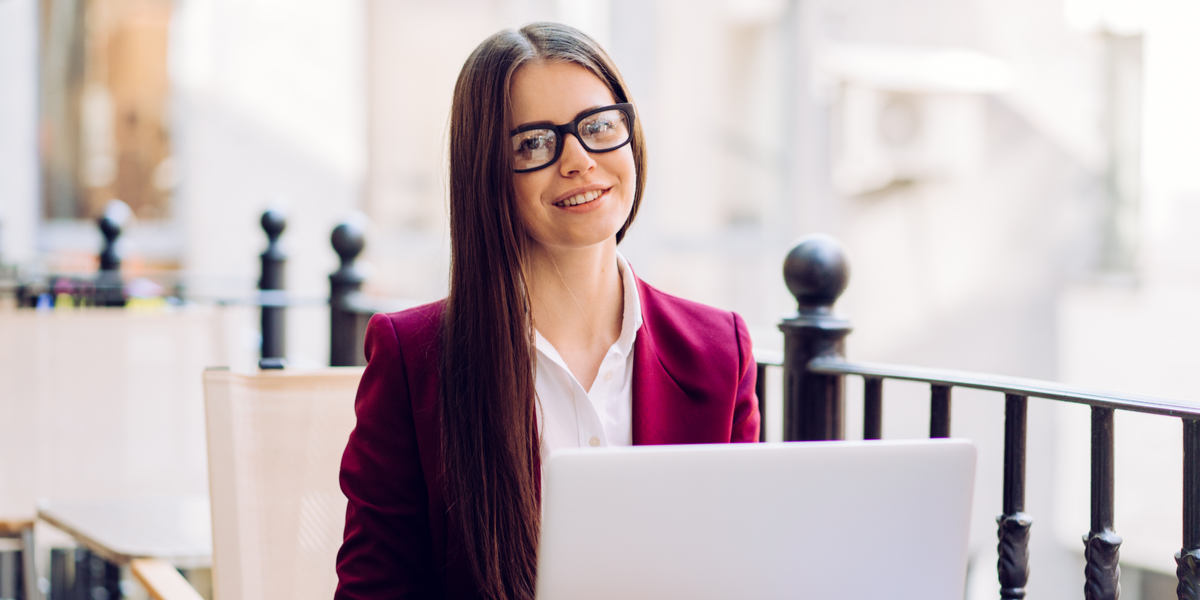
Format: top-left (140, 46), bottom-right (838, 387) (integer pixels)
top-left (631, 277), bottom-right (700, 445)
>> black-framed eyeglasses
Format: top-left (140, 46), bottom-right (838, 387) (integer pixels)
top-left (510, 103), bottom-right (635, 173)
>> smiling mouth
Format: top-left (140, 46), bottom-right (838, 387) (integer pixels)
top-left (554, 188), bottom-right (608, 208)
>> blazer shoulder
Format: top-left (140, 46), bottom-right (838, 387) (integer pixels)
top-left (365, 299), bottom-right (446, 379)
top-left (375, 299), bottom-right (446, 342)
top-left (637, 278), bottom-right (742, 334)
top-left (635, 278), bottom-right (748, 368)
top-left (369, 298), bottom-right (446, 348)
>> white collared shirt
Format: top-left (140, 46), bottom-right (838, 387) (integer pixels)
top-left (534, 253), bottom-right (642, 460)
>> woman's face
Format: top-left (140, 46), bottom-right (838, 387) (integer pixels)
top-left (509, 61), bottom-right (637, 251)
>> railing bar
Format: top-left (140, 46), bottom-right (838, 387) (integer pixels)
top-left (863, 377), bottom-right (882, 440)
top-left (752, 348), bottom-right (784, 368)
top-left (997, 393), bottom-right (1031, 600)
top-left (1003, 394), bottom-right (1028, 515)
top-left (930, 385), bottom-right (951, 438)
top-left (756, 363), bottom-right (768, 443)
top-left (808, 357), bottom-right (1200, 419)
top-left (341, 291), bottom-right (422, 315)
top-left (1178, 418), bottom-right (1200, 594)
top-left (1084, 406), bottom-right (1121, 600)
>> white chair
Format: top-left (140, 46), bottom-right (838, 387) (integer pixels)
top-left (134, 367), bottom-right (363, 600)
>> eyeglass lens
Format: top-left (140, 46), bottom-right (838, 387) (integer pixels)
top-left (512, 108), bottom-right (630, 172)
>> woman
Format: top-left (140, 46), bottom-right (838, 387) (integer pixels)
top-left (336, 22), bottom-right (759, 600)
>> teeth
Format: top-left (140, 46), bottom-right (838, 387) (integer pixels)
top-left (559, 190), bottom-right (603, 207)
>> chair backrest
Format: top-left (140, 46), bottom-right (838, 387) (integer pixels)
top-left (202, 367), bottom-right (363, 600)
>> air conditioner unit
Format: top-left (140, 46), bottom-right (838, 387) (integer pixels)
top-left (820, 44), bottom-right (1013, 196)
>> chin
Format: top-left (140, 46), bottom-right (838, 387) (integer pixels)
top-left (541, 214), bottom-right (629, 249)
top-left (559, 231), bottom-right (623, 249)
top-left (534, 222), bottom-right (623, 250)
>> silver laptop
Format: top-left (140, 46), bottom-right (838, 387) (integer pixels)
top-left (536, 439), bottom-right (976, 600)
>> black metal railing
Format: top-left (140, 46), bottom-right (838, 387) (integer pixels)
top-left (10, 201), bottom-right (138, 308)
top-left (139, 209), bottom-right (408, 369)
top-left (256, 209), bottom-right (288, 369)
top-left (247, 209), bottom-right (415, 369)
top-left (327, 217), bottom-right (417, 367)
top-left (762, 233), bottom-right (1200, 600)
top-left (3, 204), bottom-right (393, 369)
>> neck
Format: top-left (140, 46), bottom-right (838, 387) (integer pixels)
top-left (525, 239), bottom-right (624, 362)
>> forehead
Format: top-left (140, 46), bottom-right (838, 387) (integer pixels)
top-left (509, 60), bottom-right (617, 127)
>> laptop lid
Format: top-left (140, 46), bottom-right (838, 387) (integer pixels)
top-left (536, 439), bottom-right (976, 600)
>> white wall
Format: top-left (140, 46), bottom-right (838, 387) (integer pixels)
top-left (1056, 0), bottom-right (1200, 582)
top-left (0, 0), bottom-right (40, 265)
top-left (171, 0), bottom-right (368, 367)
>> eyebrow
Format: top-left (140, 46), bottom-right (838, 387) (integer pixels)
top-left (512, 104), bottom-right (609, 131)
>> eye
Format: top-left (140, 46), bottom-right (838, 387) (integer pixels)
top-left (513, 130), bottom-right (556, 155)
top-left (583, 117), bottom-right (616, 135)
top-left (521, 136), bottom-right (546, 151)
top-left (511, 129), bottom-right (558, 170)
top-left (578, 109), bottom-right (629, 149)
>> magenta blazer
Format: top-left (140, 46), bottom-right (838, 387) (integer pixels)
top-left (335, 276), bottom-right (760, 599)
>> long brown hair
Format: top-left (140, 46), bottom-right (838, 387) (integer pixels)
top-left (441, 22), bottom-right (647, 600)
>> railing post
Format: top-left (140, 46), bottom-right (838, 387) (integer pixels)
top-left (1085, 406), bottom-right (1121, 600)
top-left (258, 209), bottom-right (287, 369)
top-left (72, 548), bottom-right (89, 600)
top-left (96, 200), bottom-right (129, 307)
top-left (1176, 418), bottom-right (1200, 599)
top-left (998, 393), bottom-right (1032, 599)
top-left (49, 548), bottom-right (68, 600)
top-left (863, 377), bottom-right (882, 440)
top-left (779, 234), bottom-right (851, 441)
top-left (755, 363), bottom-right (769, 442)
top-left (329, 216), bottom-right (366, 367)
top-left (930, 384), bottom-right (953, 438)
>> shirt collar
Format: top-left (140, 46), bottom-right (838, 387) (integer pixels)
top-left (613, 251), bottom-right (643, 358)
top-left (533, 251), bottom-right (643, 365)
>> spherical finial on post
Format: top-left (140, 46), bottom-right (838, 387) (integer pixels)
top-left (331, 217), bottom-right (365, 269)
top-left (259, 208), bottom-right (288, 289)
top-left (98, 212), bottom-right (121, 243)
top-left (261, 209), bottom-right (287, 245)
top-left (98, 200), bottom-right (131, 272)
top-left (96, 200), bottom-right (131, 307)
top-left (783, 234), bottom-right (849, 315)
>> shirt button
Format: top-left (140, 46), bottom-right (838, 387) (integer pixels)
top-left (603, 371), bottom-right (613, 382)
top-left (588, 437), bottom-right (601, 447)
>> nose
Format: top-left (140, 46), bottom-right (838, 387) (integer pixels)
top-left (558, 133), bottom-right (596, 177)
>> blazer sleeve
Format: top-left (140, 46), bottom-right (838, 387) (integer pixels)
top-left (730, 312), bottom-right (761, 443)
top-left (335, 314), bottom-right (437, 599)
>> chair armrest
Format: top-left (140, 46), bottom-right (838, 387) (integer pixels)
top-left (130, 558), bottom-right (205, 600)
